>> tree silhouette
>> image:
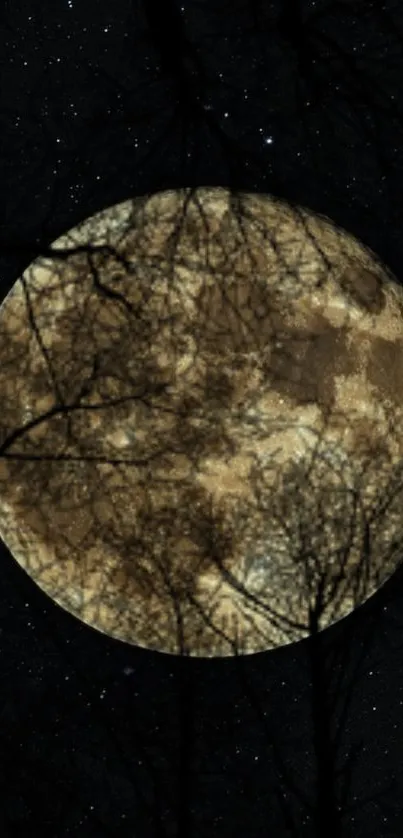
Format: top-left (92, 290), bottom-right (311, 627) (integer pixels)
top-left (1, 188), bottom-right (403, 838)
top-left (1, 185), bottom-right (402, 661)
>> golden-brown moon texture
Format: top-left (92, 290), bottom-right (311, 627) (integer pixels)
top-left (1, 187), bottom-right (403, 656)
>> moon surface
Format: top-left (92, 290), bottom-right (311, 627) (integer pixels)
top-left (1, 186), bottom-right (403, 656)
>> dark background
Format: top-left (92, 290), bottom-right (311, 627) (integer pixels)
top-left (1, 0), bottom-right (403, 835)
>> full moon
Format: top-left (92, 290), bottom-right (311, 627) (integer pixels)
top-left (0, 187), bottom-right (403, 656)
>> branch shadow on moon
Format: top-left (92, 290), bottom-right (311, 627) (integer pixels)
top-left (0, 186), bottom-right (403, 656)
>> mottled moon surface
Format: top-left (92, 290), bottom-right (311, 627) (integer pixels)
top-left (1, 187), bottom-right (403, 656)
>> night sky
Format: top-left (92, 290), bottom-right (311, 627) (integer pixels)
top-left (1, 1), bottom-right (403, 836)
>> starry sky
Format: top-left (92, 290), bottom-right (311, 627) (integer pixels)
top-left (1, 1), bottom-right (403, 836)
